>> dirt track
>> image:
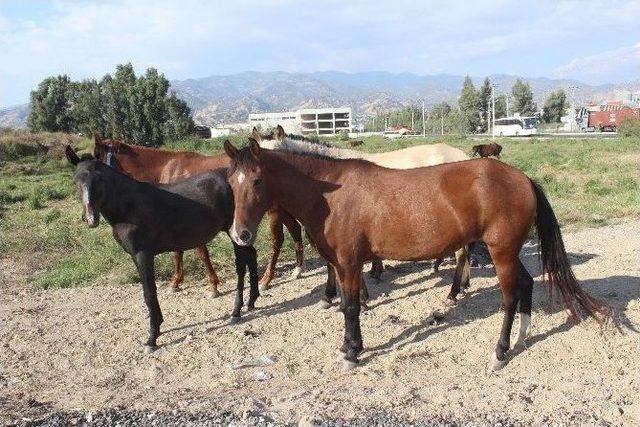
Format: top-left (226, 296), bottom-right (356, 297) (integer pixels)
top-left (1, 220), bottom-right (639, 426)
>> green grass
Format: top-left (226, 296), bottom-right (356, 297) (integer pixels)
top-left (1, 131), bottom-right (638, 289)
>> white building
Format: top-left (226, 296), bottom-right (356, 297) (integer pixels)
top-left (249, 107), bottom-right (352, 136)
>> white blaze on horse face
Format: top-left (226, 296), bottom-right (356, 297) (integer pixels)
top-left (237, 172), bottom-right (245, 184)
top-left (81, 184), bottom-right (95, 224)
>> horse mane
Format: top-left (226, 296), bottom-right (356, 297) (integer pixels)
top-left (263, 135), bottom-right (363, 160)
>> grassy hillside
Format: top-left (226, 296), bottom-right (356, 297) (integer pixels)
top-left (1, 130), bottom-right (638, 289)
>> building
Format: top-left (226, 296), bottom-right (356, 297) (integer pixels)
top-left (249, 107), bottom-right (352, 136)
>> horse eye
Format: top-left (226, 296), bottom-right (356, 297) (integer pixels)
top-left (254, 178), bottom-right (262, 187)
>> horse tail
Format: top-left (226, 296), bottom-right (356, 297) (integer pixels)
top-left (531, 180), bottom-right (609, 321)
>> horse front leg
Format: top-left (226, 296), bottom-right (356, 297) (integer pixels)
top-left (245, 245), bottom-right (260, 311)
top-left (195, 245), bottom-right (221, 297)
top-left (230, 242), bottom-right (247, 324)
top-left (169, 251), bottom-right (184, 291)
top-left (446, 246), bottom-right (470, 304)
top-left (260, 209), bottom-right (284, 290)
top-left (321, 262), bottom-right (338, 309)
top-left (135, 251), bottom-right (163, 353)
top-left (337, 265), bottom-right (364, 370)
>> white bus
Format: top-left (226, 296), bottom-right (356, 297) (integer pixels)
top-left (494, 116), bottom-right (538, 136)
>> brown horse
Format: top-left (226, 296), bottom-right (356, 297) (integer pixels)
top-left (93, 135), bottom-right (304, 295)
top-left (224, 139), bottom-right (607, 370)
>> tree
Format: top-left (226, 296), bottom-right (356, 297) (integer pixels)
top-left (27, 75), bottom-right (74, 132)
top-left (458, 75), bottom-right (481, 133)
top-left (512, 79), bottom-right (537, 115)
top-left (495, 94), bottom-right (507, 118)
top-left (542, 89), bottom-right (567, 123)
top-left (163, 92), bottom-right (194, 141)
top-left (69, 79), bottom-right (105, 136)
top-left (477, 78), bottom-right (492, 132)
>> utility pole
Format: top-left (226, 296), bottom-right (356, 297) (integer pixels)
top-left (506, 95), bottom-right (510, 117)
top-left (440, 110), bottom-right (444, 135)
top-left (411, 109), bottom-right (415, 132)
top-left (491, 84), bottom-right (496, 139)
top-left (421, 100), bottom-right (426, 136)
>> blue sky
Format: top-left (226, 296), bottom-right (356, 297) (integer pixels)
top-left (1, 0), bottom-right (639, 107)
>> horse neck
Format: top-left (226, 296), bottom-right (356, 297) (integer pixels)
top-left (275, 137), bottom-right (366, 160)
top-left (97, 166), bottom-right (142, 225)
top-left (264, 151), bottom-right (342, 225)
top-left (114, 144), bottom-right (228, 181)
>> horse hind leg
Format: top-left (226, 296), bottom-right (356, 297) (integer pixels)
top-left (487, 247), bottom-right (522, 371)
top-left (195, 246), bottom-right (221, 297)
top-left (281, 210), bottom-right (304, 280)
top-left (514, 260), bottom-right (534, 349)
top-left (169, 251), bottom-right (184, 291)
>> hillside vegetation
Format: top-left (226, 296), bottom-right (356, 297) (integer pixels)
top-left (1, 130), bottom-right (638, 290)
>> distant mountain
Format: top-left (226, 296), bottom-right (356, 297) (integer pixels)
top-left (2, 72), bottom-right (637, 128)
top-left (171, 71), bottom-right (637, 126)
top-left (0, 104), bottom-right (29, 129)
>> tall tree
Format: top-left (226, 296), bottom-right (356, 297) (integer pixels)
top-left (512, 79), bottom-right (537, 115)
top-left (458, 75), bottom-right (480, 133)
top-left (477, 78), bottom-right (492, 132)
top-left (495, 95), bottom-right (507, 118)
top-left (70, 79), bottom-right (105, 136)
top-left (542, 89), bottom-right (567, 123)
top-left (163, 92), bottom-right (194, 141)
top-left (27, 75), bottom-right (74, 132)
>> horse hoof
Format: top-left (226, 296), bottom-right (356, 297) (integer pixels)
top-left (319, 300), bottom-right (332, 309)
top-left (444, 298), bottom-right (457, 307)
top-left (341, 359), bottom-right (358, 371)
top-left (489, 353), bottom-right (508, 371)
top-left (208, 290), bottom-right (221, 298)
top-left (361, 303), bottom-right (370, 312)
top-left (229, 316), bottom-right (241, 325)
top-left (170, 286), bottom-right (180, 293)
top-left (259, 283), bottom-right (271, 291)
top-left (143, 345), bottom-right (157, 354)
top-left (290, 266), bottom-right (303, 280)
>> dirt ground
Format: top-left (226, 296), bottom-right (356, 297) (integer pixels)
top-left (1, 220), bottom-right (639, 426)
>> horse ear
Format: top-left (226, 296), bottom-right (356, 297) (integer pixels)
top-left (65, 145), bottom-right (80, 166)
top-left (94, 134), bottom-right (102, 144)
top-left (223, 140), bottom-right (238, 159)
top-left (251, 127), bottom-right (262, 142)
top-left (249, 138), bottom-right (261, 159)
top-left (274, 125), bottom-right (285, 141)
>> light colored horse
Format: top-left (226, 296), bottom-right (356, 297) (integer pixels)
top-left (255, 126), bottom-right (470, 169)
top-left (256, 125), bottom-right (472, 303)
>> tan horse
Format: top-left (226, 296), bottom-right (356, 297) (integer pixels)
top-left (255, 126), bottom-right (471, 302)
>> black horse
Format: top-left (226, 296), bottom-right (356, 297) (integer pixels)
top-left (65, 146), bottom-right (259, 353)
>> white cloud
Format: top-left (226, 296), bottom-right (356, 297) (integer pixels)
top-left (554, 43), bottom-right (640, 84)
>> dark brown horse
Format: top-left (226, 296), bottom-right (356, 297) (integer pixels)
top-left (93, 136), bottom-right (304, 293)
top-left (472, 142), bottom-right (503, 158)
top-left (65, 147), bottom-right (259, 352)
top-left (224, 139), bottom-right (607, 370)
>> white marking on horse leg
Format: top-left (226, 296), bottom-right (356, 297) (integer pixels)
top-left (290, 266), bottom-right (302, 279)
top-left (514, 313), bottom-right (531, 349)
top-left (489, 352), bottom-right (508, 371)
top-left (237, 172), bottom-right (245, 184)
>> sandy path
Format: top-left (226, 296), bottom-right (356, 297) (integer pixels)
top-left (1, 220), bottom-right (639, 425)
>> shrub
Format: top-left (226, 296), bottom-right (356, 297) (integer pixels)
top-left (618, 117), bottom-right (640, 137)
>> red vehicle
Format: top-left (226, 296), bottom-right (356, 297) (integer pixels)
top-left (588, 107), bottom-right (639, 132)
